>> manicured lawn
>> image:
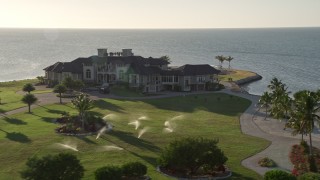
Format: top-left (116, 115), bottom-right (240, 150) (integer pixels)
top-left (110, 85), bottom-right (145, 97)
top-left (219, 69), bottom-right (257, 82)
top-left (0, 93), bottom-right (269, 179)
top-left (0, 79), bottom-right (37, 113)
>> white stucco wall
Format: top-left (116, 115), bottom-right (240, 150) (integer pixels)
top-left (83, 66), bottom-right (94, 81)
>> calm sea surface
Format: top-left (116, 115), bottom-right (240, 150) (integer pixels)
top-left (0, 28), bottom-right (319, 95)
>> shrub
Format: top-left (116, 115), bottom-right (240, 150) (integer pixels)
top-left (21, 153), bottom-right (84, 180)
top-left (62, 77), bottom-right (84, 91)
top-left (264, 169), bottom-right (296, 180)
top-left (297, 172), bottom-right (320, 180)
top-left (22, 83), bottom-right (35, 94)
top-left (158, 137), bottom-right (227, 175)
top-left (258, 157), bottom-right (277, 167)
top-left (122, 162), bottom-right (147, 177)
top-left (95, 166), bottom-right (122, 180)
top-left (289, 144), bottom-right (309, 176)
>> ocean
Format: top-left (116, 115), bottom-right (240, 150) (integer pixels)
top-left (0, 28), bottom-right (319, 95)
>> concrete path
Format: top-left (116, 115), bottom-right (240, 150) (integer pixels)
top-left (223, 90), bottom-right (320, 175)
top-left (2, 85), bottom-right (320, 176)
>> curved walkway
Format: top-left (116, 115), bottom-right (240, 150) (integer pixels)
top-left (2, 86), bottom-right (320, 176)
top-left (224, 90), bottom-right (320, 175)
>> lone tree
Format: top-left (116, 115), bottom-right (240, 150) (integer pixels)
top-left (22, 94), bottom-right (37, 113)
top-left (21, 153), bottom-right (84, 180)
top-left (160, 55), bottom-right (171, 63)
top-left (53, 84), bottom-right (67, 104)
top-left (71, 93), bottom-right (93, 130)
top-left (158, 137), bottom-right (227, 175)
top-left (23, 83), bottom-right (35, 94)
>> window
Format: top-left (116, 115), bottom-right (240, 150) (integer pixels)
top-left (174, 76), bottom-right (179, 83)
top-left (86, 69), bottom-right (91, 79)
top-left (197, 76), bottom-right (205, 83)
top-left (162, 76), bottom-right (178, 83)
top-left (130, 74), bottom-right (138, 84)
top-left (119, 70), bottom-right (124, 80)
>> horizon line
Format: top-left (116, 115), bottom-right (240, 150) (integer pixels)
top-left (0, 26), bottom-right (320, 30)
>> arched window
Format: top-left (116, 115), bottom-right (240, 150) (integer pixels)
top-left (86, 69), bottom-right (91, 79)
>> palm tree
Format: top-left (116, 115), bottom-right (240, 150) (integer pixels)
top-left (271, 93), bottom-right (292, 125)
top-left (293, 91), bottom-right (320, 157)
top-left (225, 56), bottom-right (234, 70)
top-left (22, 94), bottom-right (37, 113)
top-left (53, 84), bottom-right (67, 104)
top-left (268, 77), bottom-right (284, 91)
top-left (71, 93), bottom-right (92, 130)
top-left (259, 92), bottom-right (272, 119)
top-left (23, 83), bottom-right (35, 94)
top-left (268, 78), bottom-right (291, 123)
top-left (215, 55), bottom-right (225, 69)
top-left (287, 110), bottom-right (306, 141)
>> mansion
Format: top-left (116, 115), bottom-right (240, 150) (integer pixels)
top-left (44, 49), bottom-right (220, 93)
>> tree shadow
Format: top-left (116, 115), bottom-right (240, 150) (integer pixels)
top-left (0, 129), bottom-right (31, 143)
top-left (31, 113), bottom-right (56, 123)
top-left (3, 117), bottom-right (27, 125)
top-left (100, 133), bottom-right (159, 166)
top-left (87, 111), bottom-right (104, 117)
top-left (230, 171), bottom-right (258, 180)
top-left (75, 135), bottom-right (97, 144)
top-left (46, 109), bottom-right (68, 115)
top-left (94, 100), bottom-right (125, 113)
top-left (129, 151), bottom-right (158, 166)
top-left (104, 130), bottom-right (161, 153)
top-left (134, 93), bottom-right (251, 116)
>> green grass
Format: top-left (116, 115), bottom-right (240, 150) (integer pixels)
top-left (0, 79), bottom-right (37, 113)
top-left (0, 93), bottom-right (269, 179)
top-left (110, 85), bottom-right (145, 97)
top-left (219, 69), bottom-right (256, 82)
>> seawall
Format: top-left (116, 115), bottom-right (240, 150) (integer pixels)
top-left (234, 73), bottom-right (262, 86)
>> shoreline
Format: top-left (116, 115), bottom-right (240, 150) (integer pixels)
top-left (234, 73), bottom-right (262, 86)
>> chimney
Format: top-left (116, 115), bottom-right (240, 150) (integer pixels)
top-left (97, 48), bottom-right (108, 57)
top-left (122, 49), bottom-right (133, 57)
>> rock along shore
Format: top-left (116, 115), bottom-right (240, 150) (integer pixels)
top-left (234, 73), bottom-right (262, 86)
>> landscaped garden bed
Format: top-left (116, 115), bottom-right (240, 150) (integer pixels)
top-left (55, 112), bottom-right (107, 135)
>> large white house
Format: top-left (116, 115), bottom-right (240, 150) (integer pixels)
top-left (44, 49), bottom-right (220, 92)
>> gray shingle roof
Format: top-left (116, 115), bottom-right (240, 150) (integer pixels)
top-left (44, 56), bottom-right (219, 76)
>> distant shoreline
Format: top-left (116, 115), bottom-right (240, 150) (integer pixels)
top-left (1, 27), bottom-right (320, 30)
top-left (0, 77), bottom-right (39, 83)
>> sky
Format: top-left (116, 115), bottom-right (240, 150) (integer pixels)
top-left (0, 0), bottom-right (320, 29)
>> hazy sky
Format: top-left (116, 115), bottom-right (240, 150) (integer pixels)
top-left (1, 0), bottom-right (320, 29)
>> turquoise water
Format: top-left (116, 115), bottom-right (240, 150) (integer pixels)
top-left (0, 28), bottom-right (319, 95)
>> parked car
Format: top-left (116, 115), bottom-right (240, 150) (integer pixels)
top-left (99, 83), bottom-right (110, 94)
